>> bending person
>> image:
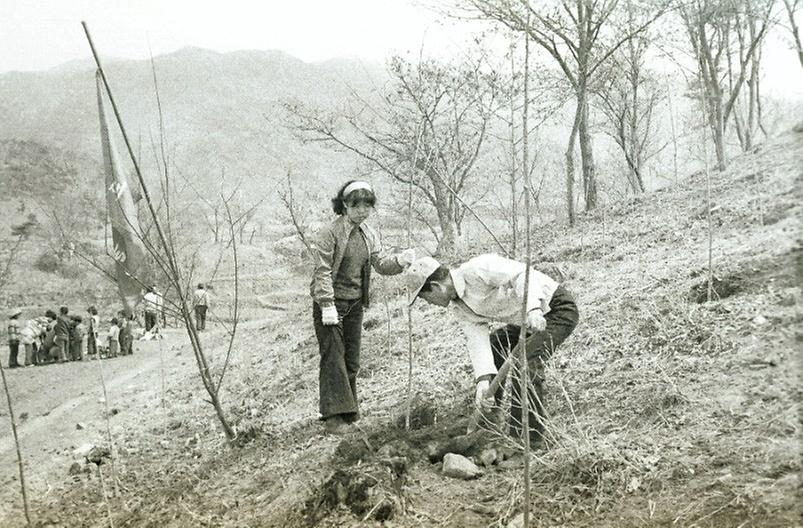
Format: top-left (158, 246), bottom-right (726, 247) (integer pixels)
top-left (310, 180), bottom-right (415, 434)
top-left (407, 254), bottom-right (579, 446)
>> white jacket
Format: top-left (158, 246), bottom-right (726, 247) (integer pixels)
top-left (449, 254), bottom-right (559, 381)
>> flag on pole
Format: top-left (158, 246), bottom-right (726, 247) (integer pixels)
top-left (96, 71), bottom-right (146, 313)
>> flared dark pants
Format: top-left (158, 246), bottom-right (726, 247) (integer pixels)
top-left (313, 298), bottom-right (364, 421)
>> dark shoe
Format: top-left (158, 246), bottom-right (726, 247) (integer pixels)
top-left (324, 416), bottom-right (352, 435)
top-left (341, 412), bottom-right (359, 424)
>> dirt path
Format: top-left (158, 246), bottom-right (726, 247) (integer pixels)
top-left (0, 329), bottom-right (197, 519)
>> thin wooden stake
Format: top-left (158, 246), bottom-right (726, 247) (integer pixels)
top-left (157, 333), bottom-right (167, 413)
top-left (93, 347), bottom-right (119, 496)
top-left (700, 72), bottom-right (714, 302)
top-left (519, 24), bottom-right (533, 526)
top-left (0, 362), bottom-right (31, 526)
top-left (97, 465), bottom-right (115, 528)
top-left (0, 236), bottom-right (31, 526)
top-left (405, 122), bottom-right (424, 431)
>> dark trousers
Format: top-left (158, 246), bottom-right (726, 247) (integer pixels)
top-left (8, 341), bottom-right (19, 367)
top-left (489, 286), bottom-right (579, 442)
top-left (70, 340), bottom-right (83, 361)
top-left (195, 305), bottom-right (207, 330)
top-left (119, 332), bottom-right (133, 355)
top-left (87, 332), bottom-right (96, 355)
top-left (313, 298), bottom-right (364, 421)
top-left (54, 336), bottom-right (69, 362)
top-left (145, 312), bottom-right (157, 331)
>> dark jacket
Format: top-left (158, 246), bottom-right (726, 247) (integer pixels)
top-left (54, 315), bottom-right (71, 338)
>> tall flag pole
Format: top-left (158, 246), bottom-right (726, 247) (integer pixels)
top-left (96, 71), bottom-right (146, 312)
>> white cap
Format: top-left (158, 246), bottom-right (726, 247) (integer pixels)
top-left (405, 256), bottom-right (441, 305)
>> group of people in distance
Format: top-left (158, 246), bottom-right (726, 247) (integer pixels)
top-left (5, 304), bottom-right (136, 368)
top-left (310, 180), bottom-right (579, 447)
top-left (5, 280), bottom-right (211, 369)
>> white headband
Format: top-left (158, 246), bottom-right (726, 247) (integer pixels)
top-left (342, 181), bottom-right (372, 199)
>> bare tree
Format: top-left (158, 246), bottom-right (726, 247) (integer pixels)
top-left (679, 0), bottom-right (771, 169)
top-left (460, 0), bottom-right (666, 224)
top-left (174, 167), bottom-right (264, 245)
top-left (596, 1), bottom-right (663, 194)
top-left (277, 168), bottom-right (316, 256)
top-left (484, 38), bottom-right (566, 255)
top-left (731, 0), bottom-right (776, 151)
top-left (285, 55), bottom-right (499, 254)
top-left (780, 0), bottom-right (803, 68)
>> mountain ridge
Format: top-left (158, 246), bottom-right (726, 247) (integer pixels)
top-left (0, 46), bottom-right (388, 199)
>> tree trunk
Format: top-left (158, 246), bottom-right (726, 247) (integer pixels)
top-left (712, 97), bottom-right (727, 171)
top-left (565, 102), bottom-right (582, 226)
top-left (430, 173), bottom-right (459, 255)
top-left (212, 209), bottom-right (220, 243)
top-left (437, 217), bottom-right (459, 256)
top-left (578, 90), bottom-right (598, 209)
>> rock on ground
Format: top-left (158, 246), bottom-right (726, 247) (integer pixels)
top-left (442, 453), bottom-right (483, 479)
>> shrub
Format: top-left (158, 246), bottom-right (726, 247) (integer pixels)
top-left (34, 250), bottom-right (60, 274)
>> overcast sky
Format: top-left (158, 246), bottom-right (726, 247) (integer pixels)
top-left (1, 0), bottom-right (801, 97)
top-left (0, 0), bottom-right (472, 71)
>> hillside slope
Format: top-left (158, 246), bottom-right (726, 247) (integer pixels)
top-left (0, 48), bottom-right (386, 197)
top-left (1, 129), bottom-right (800, 527)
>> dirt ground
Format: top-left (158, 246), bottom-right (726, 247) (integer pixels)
top-left (0, 330), bottom-right (199, 520)
top-left (0, 131), bottom-right (801, 527)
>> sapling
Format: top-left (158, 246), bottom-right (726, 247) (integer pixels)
top-left (92, 346), bottom-right (119, 497)
top-left (0, 230), bottom-right (33, 526)
top-left (83, 22), bottom-right (238, 439)
top-left (87, 446), bottom-right (114, 528)
top-left (517, 23), bottom-right (533, 525)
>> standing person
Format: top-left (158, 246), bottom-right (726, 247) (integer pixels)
top-left (41, 310), bottom-right (57, 363)
top-left (54, 306), bottom-right (71, 363)
top-left (193, 284), bottom-right (209, 331)
top-left (71, 316), bottom-right (86, 361)
top-left (107, 318), bottom-right (120, 358)
top-left (20, 317), bottom-right (44, 366)
top-left (310, 180), bottom-right (415, 434)
top-left (143, 286), bottom-right (160, 332)
top-left (406, 254), bottom-right (579, 446)
top-left (86, 306), bottom-right (100, 356)
top-left (6, 309), bottom-right (22, 368)
top-left (118, 310), bottom-right (134, 355)
top-left (157, 287), bottom-right (167, 329)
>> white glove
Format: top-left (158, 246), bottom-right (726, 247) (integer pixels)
top-left (397, 249), bottom-right (416, 269)
top-left (527, 310), bottom-right (547, 332)
top-left (321, 305), bottom-right (339, 326)
top-left (474, 379), bottom-right (494, 409)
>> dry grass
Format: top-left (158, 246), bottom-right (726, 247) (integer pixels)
top-left (3, 131), bottom-right (801, 526)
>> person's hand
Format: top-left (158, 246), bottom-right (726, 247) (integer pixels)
top-left (527, 310), bottom-right (547, 332)
top-left (475, 379), bottom-right (493, 409)
top-left (321, 305), bottom-right (339, 325)
top-left (397, 249), bottom-right (416, 269)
